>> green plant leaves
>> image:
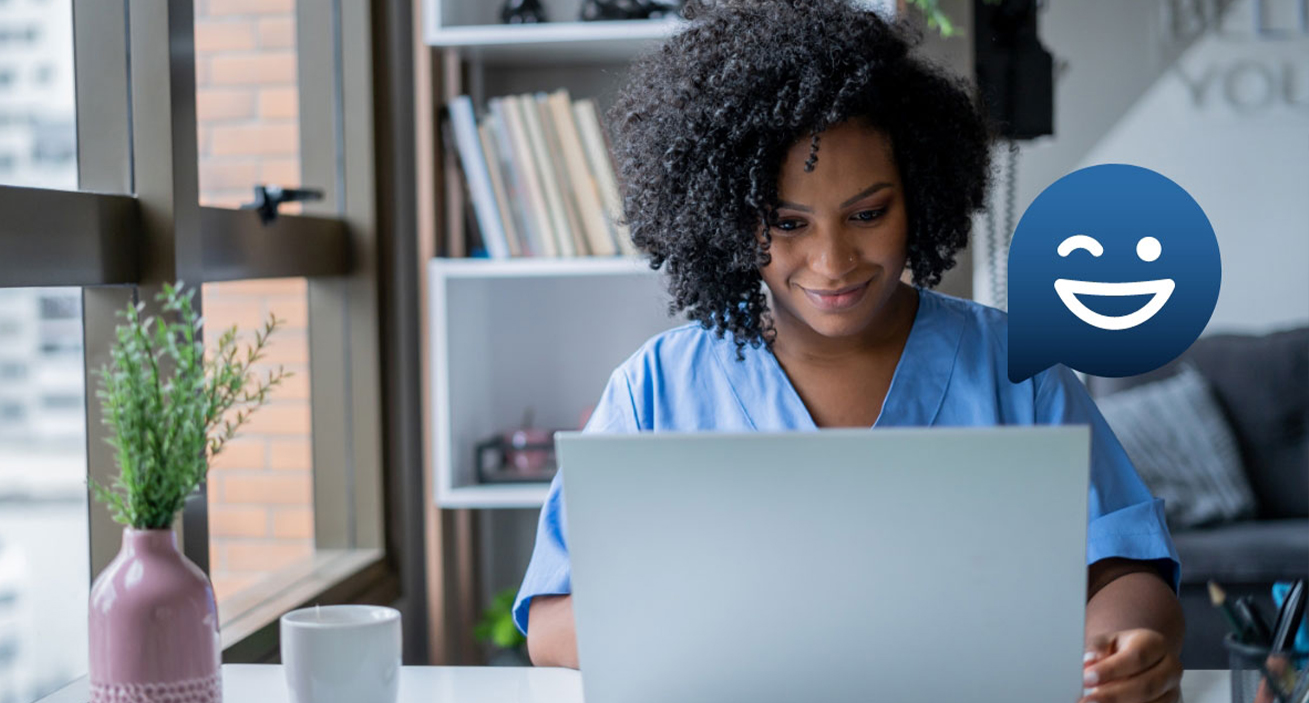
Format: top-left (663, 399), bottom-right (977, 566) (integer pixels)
top-left (906, 0), bottom-right (1003, 38)
top-left (906, 0), bottom-right (958, 37)
top-left (91, 283), bottom-right (291, 529)
top-left (473, 587), bottom-right (527, 651)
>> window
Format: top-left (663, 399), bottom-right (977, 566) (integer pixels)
top-left (0, 0), bottom-right (402, 692)
top-left (36, 295), bottom-right (76, 319)
top-left (32, 63), bottom-right (53, 85)
top-left (0, 5), bottom-right (84, 698)
top-left (0, 1), bottom-right (74, 192)
top-left (0, 287), bottom-right (87, 703)
top-left (192, 1), bottom-right (322, 607)
top-left (203, 278), bottom-right (317, 603)
top-left (194, 0), bottom-right (303, 209)
top-left (39, 394), bottom-right (80, 411)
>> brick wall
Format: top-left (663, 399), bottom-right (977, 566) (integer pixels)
top-left (193, 0), bottom-right (316, 602)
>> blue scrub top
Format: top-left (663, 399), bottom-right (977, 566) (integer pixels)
top-left (513, 288), bottom-right (1180, 635)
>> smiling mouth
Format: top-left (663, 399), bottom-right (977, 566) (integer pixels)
top-left (1054, 279), bottom-right (1176, 331)
top-left (802, 281), bottom-right (871, 312)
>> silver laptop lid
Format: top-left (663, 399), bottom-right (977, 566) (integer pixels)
top-left (558, 427), bottom-right (1089, 703)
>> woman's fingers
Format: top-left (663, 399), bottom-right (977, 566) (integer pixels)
top-left (1080, 648), bottom-right (1182, 703)
top-left (1254, 679), bottom-right (1276, 703)
top-left (1084, 629), bottom-right (1168, 687)
top-left (1084, 634), bottom-right (1115, 666)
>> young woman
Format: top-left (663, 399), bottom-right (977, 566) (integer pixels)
top-left (514, 2), bottom-right (1184, 701)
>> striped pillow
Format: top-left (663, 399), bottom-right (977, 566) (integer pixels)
top-left (1096, 364), bottom-right (1256, 529)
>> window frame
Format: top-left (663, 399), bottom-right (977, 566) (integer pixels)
top-left (0, 0), bottom-right (418, 667)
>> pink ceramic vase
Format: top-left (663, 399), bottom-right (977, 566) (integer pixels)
top-left (88, 528), bottom-right (221, 703)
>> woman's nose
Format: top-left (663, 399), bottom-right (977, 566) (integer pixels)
top-left (809, 226), bottom-right (859, 281)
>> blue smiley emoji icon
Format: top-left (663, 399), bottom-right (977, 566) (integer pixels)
top-left (1008, 164), bottom-right (1221, 383)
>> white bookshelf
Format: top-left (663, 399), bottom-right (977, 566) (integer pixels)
top-left (424, 0), bottom-right (682, 64)
top-left (428, 257), bottom-right (681, 509)
top-left (427, 20), bottom-right (680, 65)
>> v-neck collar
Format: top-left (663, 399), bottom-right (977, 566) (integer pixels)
top-left (711, 287), bottom-right (966, 431)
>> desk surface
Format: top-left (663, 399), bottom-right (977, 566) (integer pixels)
top-left (40, 665), bottom-right (1231, 703)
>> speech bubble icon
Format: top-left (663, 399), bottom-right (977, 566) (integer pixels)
top-left (1008, 164), bottom-right (1221, 383)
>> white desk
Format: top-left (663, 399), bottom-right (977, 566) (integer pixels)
top-left (40, 665), bottom-right (1230, 703)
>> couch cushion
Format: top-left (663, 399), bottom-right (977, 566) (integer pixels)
top-left (1088, 328), bottom-right (1309, 519)
top-left (1097, 365), bottom-right (1256, 528)
top-left (1174, 519), bottom-right (1309, 584)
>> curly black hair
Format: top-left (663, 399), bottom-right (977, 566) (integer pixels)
top-left (610, 0), bottom-right (992, 356)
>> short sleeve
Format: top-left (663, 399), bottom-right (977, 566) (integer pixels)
top-left (1035, 365), bottom-right (1181, 592)
top-left (512, 368), bottom-right (641, 635)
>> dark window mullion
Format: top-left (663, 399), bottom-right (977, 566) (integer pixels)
top-left (72, 0), bottom-right (140, 579)
top-left (0, 187), bottom-right (139, 288)
top-left (200, 207), bottom-right (352, 282)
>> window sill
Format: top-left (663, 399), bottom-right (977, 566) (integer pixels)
top-left (219, 548), bottom-right (393, 657)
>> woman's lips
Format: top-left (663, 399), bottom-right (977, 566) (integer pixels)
top-left (802, 281), bottom-right (870, 311)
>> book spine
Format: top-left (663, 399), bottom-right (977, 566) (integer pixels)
top-left (573, 99), bottom-right (636, 256)
top-left (484, 109), bottom-right (537, 256)
top-left (497, 96), bottom-right (557, 257)
top-left (440, 110), bottom-right (467, 257)
top-left (448, 96), bottom-right (510, 259)
top-left (535, 93), bottom-right (591, 257)
top-left (517, 94), bottom-right (576, 257)
top-left (478, 120), bottom-right (522, 257)
top-left (548, 90), bottom-right (617, 257)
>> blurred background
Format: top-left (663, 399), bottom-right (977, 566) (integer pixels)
top-left (0, 1), bottom-right (1304, 701)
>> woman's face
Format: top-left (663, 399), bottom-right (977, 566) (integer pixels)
top-left (759, 120), bottom-right (910, 345)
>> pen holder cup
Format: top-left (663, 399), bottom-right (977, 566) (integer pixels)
top-left (1225, 635), bottom-right (1309, 703)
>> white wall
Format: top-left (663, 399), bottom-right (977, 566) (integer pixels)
top-left (974, 0), bottom-right (1309, 334)
top-left (1081, 3), bottom-right (1309, 333)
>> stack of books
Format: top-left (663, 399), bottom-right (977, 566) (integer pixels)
top-left (446, 90), bottom-right (637, 259)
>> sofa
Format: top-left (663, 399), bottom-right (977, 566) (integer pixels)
top-left (1085, 327), bottom-right (1309, 669)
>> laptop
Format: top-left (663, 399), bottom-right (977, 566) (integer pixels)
top-left (556, 427), bottom-right (1090, 703)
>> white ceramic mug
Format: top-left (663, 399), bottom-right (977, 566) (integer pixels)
top-left (280, 605), bottom-right (402, 703)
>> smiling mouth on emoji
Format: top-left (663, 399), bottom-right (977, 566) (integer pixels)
top-left (1053, 279), bottom-right (1176, 331)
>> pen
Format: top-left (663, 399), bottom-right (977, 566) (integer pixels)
top-left (1210, 581), bottom-right (1292, 702)
top-left (1270, 581), bottom-right (1307, 700)
top-left (1271, 580), bottom-right (1306, 653)
top-left (1238, 596), bottom-right (1275, 647)
top-left (1210, 581), bottom-right (1250, 642)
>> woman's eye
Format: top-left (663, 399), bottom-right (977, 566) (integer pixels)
top-left (851, 208), bottom-right (886, 223)
top-left (774, 219), bottom-right (805, 233)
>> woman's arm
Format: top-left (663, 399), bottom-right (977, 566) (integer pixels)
top-left (1086, 558), bottom-right (1184, 650)
top-left (526, 594), bottom-right (580, 668)
top-left (1080, 558), bottom-right (1185, 703)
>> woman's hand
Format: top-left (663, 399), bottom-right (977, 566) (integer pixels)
top-left (1078, 629), bottom-right (1183, 703)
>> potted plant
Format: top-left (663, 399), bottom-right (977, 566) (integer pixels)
top-left (87, 283), bottom-right (288, 702)
top-left (474, 588), bottom-right (529, 666)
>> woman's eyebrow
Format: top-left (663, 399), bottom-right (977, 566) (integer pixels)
top-left (777, 182), bottom-right (894, 213)
top-left (839, 182), bottom-right (893, 208)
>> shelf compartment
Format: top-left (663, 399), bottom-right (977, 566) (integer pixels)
top-left (431, 255), bottom-right (654, 279)
top-left (428, 257), bottom-right (681, 509)
top-left (438, 482), bottom-right (552, 510)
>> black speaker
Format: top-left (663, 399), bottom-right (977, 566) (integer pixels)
top-left (973, 0), bottom-right (1054, 140)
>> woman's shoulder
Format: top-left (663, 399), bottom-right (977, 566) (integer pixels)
top-left (614, 322), bottom-right (726, 380)
top-left (596, 322), bottom-right (751, 431)
top-left (920, 288), bottom-right (1079, 405)
top-left (920, 288), bottom-right (1010, 355)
